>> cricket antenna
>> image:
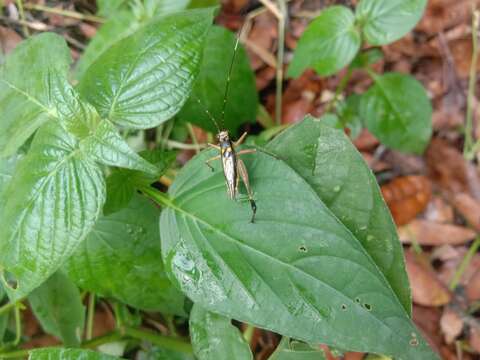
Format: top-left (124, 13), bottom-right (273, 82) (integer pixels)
top-left (220, 24), bottom-right (246, 127)
top-left (193, 96), bottom-right (221, 133)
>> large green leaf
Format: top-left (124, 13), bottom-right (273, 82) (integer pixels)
top-left (0, 154), bottom-right (22, 194)
top-left (359, 72), bottom-right (432, 154)
top-left (0, 33), bottom-right (71, 157)
top-left (269, 338), bottom-right (326, 360)
top-left (77, 1), bottom-right (191, 79)
top-left (190, 303), bottom-right (253, 360)
top-left (356, 0), bottom-right (428, 45)
top-left (266, 116), bottom-right (411, 314)
top-left (152, 145), bottom-right (437, 359)
top-left (66, 195), bottom-right (185, 315)
top-left (78, 8), bottom-right (215, 129)
top-left (28, 348), bottom-right (120, 360)
top-left (288, 6), bottom-right (361, 77)
top-left (28, 271), bottom-right (85, 346)
top-left (177, 25), bottom-right (258, 135)
top-left (138, 346), bottom-right (194, 360)
top-left (0, 122), bottom-right (105, 301)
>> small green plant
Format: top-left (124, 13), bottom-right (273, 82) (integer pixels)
top-left (0, 0), bottom-right (438, 359)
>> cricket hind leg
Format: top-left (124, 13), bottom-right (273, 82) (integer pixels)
top-left (237, 158), bottom-right (257, 223)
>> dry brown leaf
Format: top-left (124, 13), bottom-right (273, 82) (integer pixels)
top-left (412, 305), bottom-right (443, 355)
top-left (405, 251), bottom-right (451, 306)
top-left (424, 196), bottom-right (455, 223)
top-left (466, 269), bottom-right (480, 302)
top-left (381, 176), bottom-right (432, 226)
top-left (353, 129), bottom-right (379, 151)
top-left (440, 307), bottom-right (464, 344)
top-left (469, 325), bottom-right (480, 353)
top-left (398, 220), bottom-right (476, 246)
top-left (0, 25), bottom-right (21, 56)
top-left (452, 192), bottom-right (480, 231)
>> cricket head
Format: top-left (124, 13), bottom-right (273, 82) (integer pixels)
top-left (217, 130), bottom-right (230, 142)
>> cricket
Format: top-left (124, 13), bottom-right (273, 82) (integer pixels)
top-left (195, 27), bottom-right (257, 223)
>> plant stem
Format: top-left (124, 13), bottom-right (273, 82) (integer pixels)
top-left (0, 302), bottom-right (15, 316)
top-left (23, 3), bottom-right (105, 23)
top-left (275, 0), bottom-right (287, 125)
top-left (243, 324), bottom-right (255, 343)
top-left (140, 186), bottom-right (171, 208)
top-left (450, 237), bottom-right (480, 290)
top-left (15, 0), bottom-right (30, 37)
top-left (464, 6), bottom-right (480, 159)
top-left (86, 293), bottom-right (95, 341)
top-left (122, 326), bottom-right (192, 353)
top-left (325, 68), bottom-right (353, 113)
top-left (13, 303), bottom-right (21, 346)
top-left (186, 123), bottom-right (200, 154)
top-left (82, 331), bottom-right (123, 349)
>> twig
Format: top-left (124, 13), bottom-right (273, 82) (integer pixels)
top-left (15, 0), bottom-right (30, 37)
top-left (275, 0), bottom-right (287, 125)
top-left (258, 0), bottom-right (282, 19)
top-left (23, 3), bottom-right (105, 23)
top-left (0, 15), bottom-right (51, 31)
top-left (464, 6), bottom-right (479, 159)
top-left (450, 237), bottom-right (480, 290)
top-left (186, 123), bottom-right (201, 154)
top-left (159, 139), bottom-right (207, 150)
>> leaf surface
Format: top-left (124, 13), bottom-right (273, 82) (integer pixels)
top-left (28, 348), bottom-right (120, 360)
top-left (269, 338), bottom-right (326, 360)
top-left (359, 72), bottom-right (432, 154)
top-left (0, 33), bottom-right (71, 157)
top-left (67, 195), bottom-right (185, 314)
top-left (190, 303), bottom-right (253, 360)
top-left (78, 8), bottom-right (215, 129)
top-left (0, 122), bottom-right (105, 301)
top-left (288, 6), bottom-right (360, 77)
top-left (153, 143), bottom-right (438, 359)
top-left (28, 271), bottom-right (85, 346)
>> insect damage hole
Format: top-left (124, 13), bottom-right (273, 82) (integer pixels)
top-left (1, 270), bottom-right (19, 290)
top-left (363, 303), bottom-right (372, 311)
top-left (341, 304), bottom-right (347, 311)
top-left (298, 245), bottom-right (308, 252)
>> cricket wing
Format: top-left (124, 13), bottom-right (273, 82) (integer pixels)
top-left (222, 150), bottom-right (237, 199)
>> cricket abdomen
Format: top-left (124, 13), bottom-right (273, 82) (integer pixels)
top-left (220, 140), bottom-right (237, 199)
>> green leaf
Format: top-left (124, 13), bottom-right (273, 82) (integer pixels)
top-left (104, 150), bottom-right (176, 214)
top-left (350, 48), bottom-right (383, 69)
top-left (288, 6), bottom-right (361, 77)
top-left (154, 138), bottom-right (437, 359)
top-left (0, 122), bottom-right (105, 301)
top-left (336, 95), bottom-right (363, 139)
top-left (267, 116), bottom-right (411, 314)
top-left (28, 271), bottom-right (85, 346)
top-left (138, 346), bottom-right (194, 360)
top-left (78, 8), bottom-right (215, 129)
top-left (356, 0), bottom-right (428, 45)
top-left (269, 338), bottom-right (326, 360)
top-left (80, 119), bottom-right (158, 175)
top-left (28, 348), bottom-right (120, 360)
top-left (0, 154), bottom-right (22, 194)
top-left (189, 304), bottom-right (253, 360)
top-left (77, 1), bottom-right (191, 79)
top-left (359, 72), bottom-right (432, 154)
top-left (66, 195), bottom-right (185, 315)
top-left (188, 0), bottom-right (220, 8)
top-left (177, 25), bottom-right (258, 134)
top-left (0, 33), bottom-right (71, 157)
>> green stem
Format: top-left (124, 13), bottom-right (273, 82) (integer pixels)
top-left (141, 186), bottom-right (172, 208)
top-left (82, 331), bottom-right (123, 349)
top-left (186, 123), bottom-right (200, 154)
top-left (13, 304), bottom-right (21, 346)
top-left (86, 293), bottom-right (95, 341)
top-left (0, 302), bottom-right (15, 316)
top-left (243, 324), bottom-right (255, 344)
top-left (450, 237), bottom-right (480, 290)
top-left (15, 0), bottom-right (29, 37)
top-left (275, 0), bottom-right (287, 125)
top-left (23, 3), bottom-right (105, 23)
top-left (464, 7), bottom-right (480, 159)
top-left (122, 326), bottom-right (192, 353)
top-left (325, 68), bottom-right (353, 113)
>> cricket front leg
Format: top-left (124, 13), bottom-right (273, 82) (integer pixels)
top-left (205, 155), bottom-right (221, 171)
top-left (237, 158), bottom-right (257, 223)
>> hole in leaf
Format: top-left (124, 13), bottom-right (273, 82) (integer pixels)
top-left (364, 303), bottom-right (372, 311)
top-left (409, 338), bottom-right (419, 347)
top-left (298, 245), bottom-right (308, 252)
top-left (1, 270), bottom-right (18, 290)
top-left (355, 297), bottom-right (361, 303)
top-left (341, 304), bottom-right (347, 311)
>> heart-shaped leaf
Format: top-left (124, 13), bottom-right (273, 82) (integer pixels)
top-left (28, 271), bottom-right (85, 346)
top-left (356, 0), bottom-right (428, 45)
top-left (266, 116), bottom-right (411, 314)
top-left (190, 303), bottom-right (253, 360)
top-left (147, 144), bottom-right (438, 358)
top-left (0, 33), bottom-right (71, 157)
top-left (177, 25), bottom-right (258, 135)
top-left (288, 6), bottom-right (361, 77)
top-left (78, 8), bottom-right (215, 129)
top-left (66, 195), bottom-right (186, 315)
top-left (359, 72), bottom-right (432, 154)
top-left (28, 348), bottom-right (120, 360)
top-left (0, 122), bottom-right (105, 301)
